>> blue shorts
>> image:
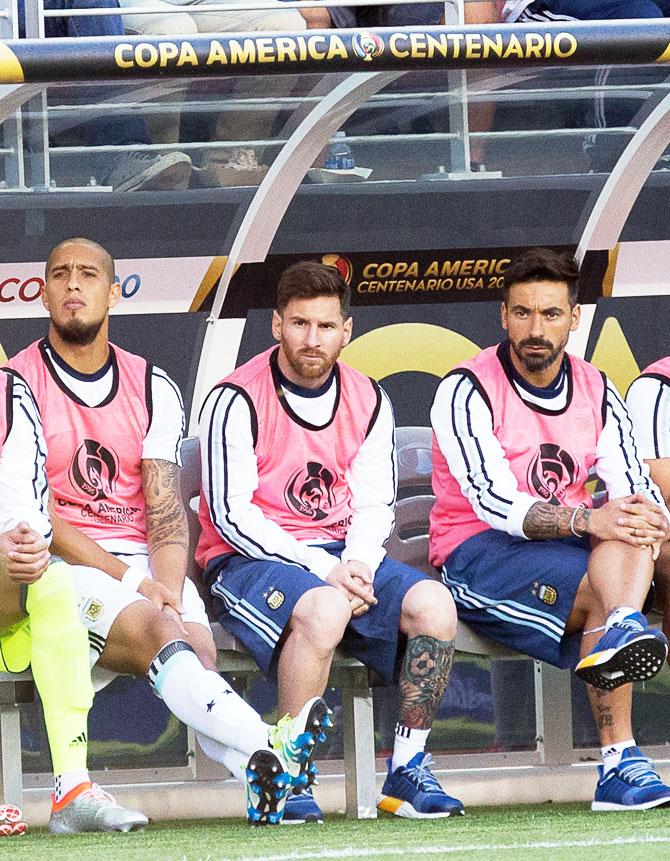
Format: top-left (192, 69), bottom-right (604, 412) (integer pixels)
top-left (441, 530), bottom-right (590, 669)
top-left (203, 543), bottom-right (431, 683)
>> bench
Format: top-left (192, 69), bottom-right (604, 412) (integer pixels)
top-left (0, 428), bottom-right (573, 817)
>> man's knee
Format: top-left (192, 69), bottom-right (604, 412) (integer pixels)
top-left (106, 600), bottom-right (189, 673)
top-left (289, 586), bottom-right (350, 647)
top-left (401, 579), bottom-right (457, 640)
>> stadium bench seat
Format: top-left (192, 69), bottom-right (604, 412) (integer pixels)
top-left (0, 429), bottom-right (574, 816)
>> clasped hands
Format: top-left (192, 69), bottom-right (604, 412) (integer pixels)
top-left (0, 522), bottom-right (51, 584)
top-left (326, 559), bottom-right (376, 618)
top-left (594, 493), bottom-right (669, 561)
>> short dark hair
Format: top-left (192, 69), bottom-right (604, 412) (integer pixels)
top-left (503, 248), bottom-right (580, 308)
top-left (276, 260), bottom-right (351, 319)
top-left (46, 237), bottom-right (115, 282)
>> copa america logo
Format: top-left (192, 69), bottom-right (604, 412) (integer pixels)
top-left (351, 31), bottom-right (385, 62)
top-left (321, 253), bottom-right (353, 285)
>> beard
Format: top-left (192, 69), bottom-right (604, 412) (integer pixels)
top-left (51, 316), bottom-right (105, 347)
top-left (284, 347), bottom-right (338, 383)
top-left (511, 336), bottom-right (567, 373)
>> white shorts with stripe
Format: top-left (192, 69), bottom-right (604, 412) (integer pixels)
top-left (70, 553), bottom-right (210, 690)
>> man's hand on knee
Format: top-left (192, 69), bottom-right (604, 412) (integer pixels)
top-left (138, 579), bottom-right (185, 622)
top-left (326, 562), bottom-right (377, 616)
top-left (588, 495), bottom-right (667, 548)
top-left (0, 523), bottom-right (51, 584)
top-left (614, 493), bottom-right (668, 545)
top-left (345, 561), bottom-right (375, 618)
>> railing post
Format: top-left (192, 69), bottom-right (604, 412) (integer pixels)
top-left (445, 0), bottom-right (472, 174)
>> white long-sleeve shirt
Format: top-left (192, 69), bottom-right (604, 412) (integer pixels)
top-left (627, 375), bottom-right (670, 460)
top-left (199, 369), bottom-right (396, 579)
top-left (0, 373), bottom-right (51, 541)
top-left (431, 360), bottom-right (666, 539)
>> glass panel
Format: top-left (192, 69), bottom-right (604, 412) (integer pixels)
top-left (22, 678), bottom-right (188, 775)
top-left (14, 73), bottom-right (337, 191)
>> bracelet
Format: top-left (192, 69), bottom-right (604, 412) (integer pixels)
top-left (569, 504), bottom-right (586, 538)
top-left (121, 566), bottom-right (146, 593)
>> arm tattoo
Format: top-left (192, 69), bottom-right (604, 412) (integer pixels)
top-left (522, 502), bottom-right (591, 541)
top-left (399, 635), bottom-right (455, 730)
top-left (142, 459), bottom-right (189, 555)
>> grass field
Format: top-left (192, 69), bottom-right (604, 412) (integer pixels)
top-left (4, 804), bottom-right (670, 861)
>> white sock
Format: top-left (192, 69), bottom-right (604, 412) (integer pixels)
top-left (53, 769), bottom-right (90, 803)
top-left (195, 732), bottom-right (250, 785)
top-left (601, 738), bottom-right (635, 773)
top-left (392, 724), bottom-right (430, 771)
top-left (606, 607), bottom-right (641, 628)
top-left (148, 641), bottom-right (270, 755)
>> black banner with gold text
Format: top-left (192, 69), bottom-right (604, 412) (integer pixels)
top-left (195, 247), bottom-right (608, 317)
top-left (3, 21), bottom-right (670, 83)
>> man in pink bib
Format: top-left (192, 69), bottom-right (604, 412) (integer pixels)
top-left (0, 367), bottom-right (147, 835)
top-left (430, 246), bottom-right (670, 812)
top-left (8, 238), bottom-right (333, 828)
top-left (198, 260), bottom-right (463, 823)
top-left (627, 355), bottom-right (670, 659)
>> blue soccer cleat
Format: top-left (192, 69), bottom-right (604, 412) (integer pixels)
top-left (377, 753), bottom-right (464, 819)
top-left (270, 697), bottom-right (334, 791)
top-left (281, 787), bottom-right (324, 825)
top-left (592, 747), bottom-right (670, 811)
top-left (575, 611), bottom-right (668, 691)
top-left (245, 750), bottom-right (291, 826)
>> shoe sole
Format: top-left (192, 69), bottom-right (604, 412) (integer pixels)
top-left (293, 698), bottom-right (334, 790)
top-left (377, 796), bottom-right (463, 819)
top-left (114, 153), bottom-right (192, 192)
top-left (246, 750), bottom-right (289, 826)
top-left (592, 797), bottom-right (670, 811)
top-left (575, 634), bottom-right (667, 691)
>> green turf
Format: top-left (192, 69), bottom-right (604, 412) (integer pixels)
top-left (3, 804), bottom-right (670, 861)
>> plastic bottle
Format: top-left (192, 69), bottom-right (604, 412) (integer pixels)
top-left (326, 131), bottom-right (355, 171)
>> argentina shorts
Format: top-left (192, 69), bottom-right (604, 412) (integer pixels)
top-left (204, 542), bottom-right (431, 683)
top-left (71, 552), bottom-right (210, 689)
top-left (440, 529), bottom-right (590, 669)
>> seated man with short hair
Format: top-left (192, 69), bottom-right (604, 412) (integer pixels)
top-left (198, 260), bottom-right (462, 824)
top-left (430, 247), bottom-right (670, 811)
top-left (8, 237), bottom-right (331, 827)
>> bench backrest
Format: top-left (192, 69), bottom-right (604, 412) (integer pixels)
top-left (386, 426), bottom-right (436, 576)
top-left (179, 435), bottom-right (205, 591)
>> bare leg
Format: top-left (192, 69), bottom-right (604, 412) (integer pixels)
top-left (0, 577), bottom-right (24, 629)
top-left (566, 540), bottom-right (654, 746)
top-left (277, 587), bottom-right (350, 716)
top-left (97, 600), bottom-right (187, 674)
top-left (397, 580), bottom-right (457, 729)
top-left (185, 620), bottom-right (218, 672)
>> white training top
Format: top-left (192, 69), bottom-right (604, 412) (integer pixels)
top-left (199, 368), bottom-right (397, 578)
top-left (0, 374), bottom-right (51, 540)
top-left (627, 375), bottom-right (670, 460)
top-left (431, 359), bottom-right (666, 538)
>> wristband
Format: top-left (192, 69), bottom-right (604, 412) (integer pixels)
top-left (121, 566), bottom-right (146, 592)
top-left (569, 504), bottom-right (586, 538)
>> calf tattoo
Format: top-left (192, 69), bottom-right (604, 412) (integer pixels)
top-left (399, 635), bottom-right (455, 729)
